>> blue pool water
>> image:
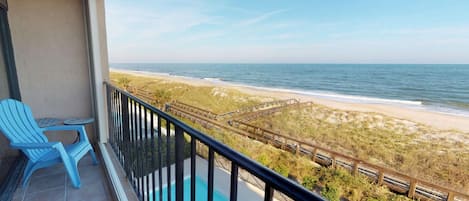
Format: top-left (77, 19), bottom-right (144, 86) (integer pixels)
top-left (149, 176), bottom-right (228, 201)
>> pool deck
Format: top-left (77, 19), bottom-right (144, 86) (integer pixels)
top-left (11, 155), bottom-right (113, 201)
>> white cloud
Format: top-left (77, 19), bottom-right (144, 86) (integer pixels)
top-left (237, 9), bottom-right (287, 26)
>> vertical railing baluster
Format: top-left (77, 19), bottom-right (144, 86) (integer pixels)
top-left (112, 89), bottom-right (117, 147)
top-left (139, 104), bottom-right (144, 199)
top-left (190, 137), bottom-right (196, 201)
top-left (230, 163), bottom-right (238, 201)
top-left (117, 92), bottom-right (125, 164)
top-left (114, 91), bottom-right (118, 157)
top-left (135, 102), bottom-right (140, 198)
top-left (109, 88), bottom-right (114, 147)
top-left (175, 126), bottom-right (184, 201)
top-left (136, 102), bottom-right (141, 197)
top-left (113, 90), bottom-right (118, 148)
top-left (208, 148), bottom-right (215, 201)
top-left (145, 108), bottom-right (149, 201)
top-left (264, 184), bottom-right (274, 201)
top-left (157, 116), bottom-right (163, 201)
top-left (119, 92), bottom-right (124, 163)
top-left (151, 110), bottom-right (156, 201)
top-left (132, 99), bottom-right (137, 191)
top-left (166, 119), bottom-right (171, 201)
top-left (129, 98), bottom-right (134, 187)
top-left (121, 93), bottom-right (130, 177)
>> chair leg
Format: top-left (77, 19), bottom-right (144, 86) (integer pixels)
top-left (89, 149), bottom-right (98, 165)
top-left (63, 157), bottom-right (81, 188)
top-left (21, 161), bottom-right (34, 187)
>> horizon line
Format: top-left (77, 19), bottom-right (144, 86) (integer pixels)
top-left (109, 62), bottom-right (469, 65)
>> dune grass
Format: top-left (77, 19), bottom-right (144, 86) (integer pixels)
top-left (250, 104), bottom-right (469, 190)
top-left (184, 119), bottom-right (411, 201)
top-left (111, 72), bottom-right (269, 113)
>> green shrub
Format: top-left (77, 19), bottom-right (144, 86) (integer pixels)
top-left (117, 77), bottom-right (131, 90)
top-left (257, 153), bottom-right (271, 166)
top-left (273, 163), bottom-right (290, 177)
top-left (322, 183), bottom-right (341, 201)
top-left (302, 176), bottom-right (318, 190)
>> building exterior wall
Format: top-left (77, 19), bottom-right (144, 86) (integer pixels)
top-left (97, 0), bottom-right (110, 82)
top-left (6, 0), bottom-right (95, 144)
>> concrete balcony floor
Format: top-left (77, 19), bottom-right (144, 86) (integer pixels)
top-left (12, 155), bottom-right (113, 201)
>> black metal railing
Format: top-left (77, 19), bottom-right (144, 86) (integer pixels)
top-left (105, 82), bottom-right (324, 201)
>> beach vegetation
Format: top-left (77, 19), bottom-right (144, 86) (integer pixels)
top-left (251, 105), bottom-right (469, 189)
top-left (116, 77), bottom-right (131, 90)
top-left (111, 72), bottom-right (266, 113)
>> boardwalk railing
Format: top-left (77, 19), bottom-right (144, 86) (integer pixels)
top-left (218, 99), bottom-right (299, 120)
top-left (235, 102), bottom-right (312, 122)
top-left (172, 101), bottom-right (219, 120)
top-left (230, 120), bottom-right (469, 201)
top-left (105, 82), bottom-right (324, 201)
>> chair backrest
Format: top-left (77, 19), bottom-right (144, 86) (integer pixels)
top-left (0, 99), bottom-right (50, 161)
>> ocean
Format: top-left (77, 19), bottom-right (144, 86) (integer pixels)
top-left (110, 63), bottom-right (469, 117)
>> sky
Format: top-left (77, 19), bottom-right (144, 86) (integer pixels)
top-left (105, 0), bottom-right (469, 64)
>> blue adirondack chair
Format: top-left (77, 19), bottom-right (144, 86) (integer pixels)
top-left (0, 99), bottom-right (98, 188)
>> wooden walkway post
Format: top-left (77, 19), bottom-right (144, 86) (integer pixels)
top-left (352, 161), bottom-right (359, 176)
top-left (330, 155), bottom-right (336, 168)
top-left (447, 192), bottom-right (455, 201)
top-left (311, 148), bottom-right (317, 163)
top-left (296, 144), bottom-right (301, 155)
top-left (377, 171), bottom-right (384, 185)
top-left (408, 179), bottom-right (417, 198)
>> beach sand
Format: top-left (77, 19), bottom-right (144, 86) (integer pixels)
top-left (111, 69), bottom-right (469, 133)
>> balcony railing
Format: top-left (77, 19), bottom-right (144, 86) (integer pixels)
top-left (105, 82), bottom-right (324, 201)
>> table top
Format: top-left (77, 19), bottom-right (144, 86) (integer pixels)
top-left (36, 117), bottom-right (94, 127)
top-left (64, 118), bottom-right (95, 125)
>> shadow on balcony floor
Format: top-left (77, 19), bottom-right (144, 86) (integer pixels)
top-left (12, 155), bottom-right (113, 201)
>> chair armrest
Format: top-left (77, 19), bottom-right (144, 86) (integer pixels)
top-left (41, 125), bottom-right (84, 132)
top-left (41, 125), bottom-right (90, 143)
top-left (10, 142), bottom-right (61, 149)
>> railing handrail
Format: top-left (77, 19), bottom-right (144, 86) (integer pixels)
top-left (105, 82), bottom-right (325, 201)
top-left (173, 100), bottom-right (218, 116)
top-left (217, 98), bottom-right (299, 119)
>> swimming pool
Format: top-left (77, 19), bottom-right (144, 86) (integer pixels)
top-left (149, 176), bottom-right (228, 201)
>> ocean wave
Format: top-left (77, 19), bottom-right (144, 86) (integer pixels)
top-left (235, 84), bottom-right (423, 106)
top-left (111, 68), bottom-right (172, 76)
top-left (203, 77), bottom-right (224, 82)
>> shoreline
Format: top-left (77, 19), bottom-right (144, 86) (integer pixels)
top-left (111, 68), bottom-right (469, 132)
